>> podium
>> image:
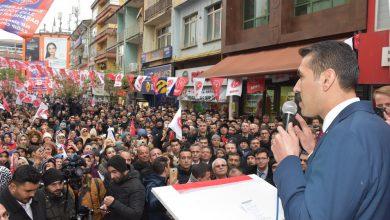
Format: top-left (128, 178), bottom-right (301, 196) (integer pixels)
top-left (152, 175), bottom-right (285, 220)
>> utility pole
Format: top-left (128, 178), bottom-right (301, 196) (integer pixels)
top-left (58, 12), bottom-right (63, 33)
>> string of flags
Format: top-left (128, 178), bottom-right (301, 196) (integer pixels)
top-left (0, 56), bottom-right (267, 103)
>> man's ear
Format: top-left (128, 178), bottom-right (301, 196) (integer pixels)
top-left (9, 182), bottom-right (16, 193)
top-left (320, 68), bottom-right (336, 92)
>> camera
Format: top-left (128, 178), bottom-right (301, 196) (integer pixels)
top-left (61, 154), bottom-right (87, 190)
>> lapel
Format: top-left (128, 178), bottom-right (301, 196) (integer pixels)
top-left (308, 101), bottom-right (374, 165)
top-left (3, 188), bottom-right (32, 220)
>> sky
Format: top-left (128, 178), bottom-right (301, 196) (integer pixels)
top-left (0, 0), bottom-right (95, 41)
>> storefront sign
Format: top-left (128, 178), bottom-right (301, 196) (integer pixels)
top-left (176, 66), bottom-right (226, 86)
top-left (180, 86), bottom-right (227, 102)
top-left (226, 79), bottom-right (243, 97)
top-left (247, 77), bottom-right (265, 94)
top-left (141, 46), bottom-right (172, 64)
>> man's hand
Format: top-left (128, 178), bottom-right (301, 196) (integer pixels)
top-left (272, 123), bottom-right (300, 163)
top-left (103, 196), bottom-right (115, 207)
top-left (294, 114), bottom-right (316, 154)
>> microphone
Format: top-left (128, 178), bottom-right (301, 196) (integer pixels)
top-left (282, 101), bottom-right (298, 130)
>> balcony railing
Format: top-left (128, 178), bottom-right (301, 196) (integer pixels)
top-left (145, 0), bottom-right (172, 22)
top-left (91, 28), bottom-right (116, 45)
top-left (125, 27), bottom-right (139, 40)
top-left (117, 31), bottom-right (124, 42)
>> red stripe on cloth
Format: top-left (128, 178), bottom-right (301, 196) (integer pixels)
top-left (172, 175), bottom-right (252, 192)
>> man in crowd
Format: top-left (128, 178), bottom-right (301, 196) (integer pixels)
top-left (212, 158), bottom-right (228, 180)
top-left (189, 144), bottom-right (202, 165)
top-left (255, 148), bottom-right (274, 186)
top-left (177, 150), bottom-right (192, 184)
top-left (37, 168), bottom-right (75, 220)
top-left (0, 165), bottom-right (45, 220)
top-left (101, 155), bottom-right (145, 220)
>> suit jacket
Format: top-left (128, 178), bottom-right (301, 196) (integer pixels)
top-left (274, 101), bottom-right (390, 220)
top-left (0, 187), bottom-right (46, 220)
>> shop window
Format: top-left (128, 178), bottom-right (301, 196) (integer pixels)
top-left (294, 0), bottom-right (349, 16)
top-left (183, 13), bottom-right (198, 48)
top-left (157, 25), bottom-right (171, 49)
top-left (243, 0), bottom-right (269, 29)
top-left (206, 3), bottom-right (222, 41)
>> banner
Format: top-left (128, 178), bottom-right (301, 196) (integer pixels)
top-left (168, 107), bottom-right (182, 140)
top-left (135, 75), bottom-right (147, 92)
top-left (43, 37), bottom-right (68, 69)
top-left (226, 79), bottom-right (243, 97)
top-left (247, 77), bottom-right (265, 94)
top-left (0, 0), bottom-right (54, 38)
top-left (210, 78), bottom-right (224, 101)
top-left (34, 102), bottom-right (48, 119)
top-left (166, 77), bottom-right (177, 96)
top-left (193, 77), bottom-right (205, 99)
top-left (25, 37), bottom-right (40, 61)
top-left (173, 77), bottom-right (188, 97)
top-left (114, 73), bottom-right (123, 87)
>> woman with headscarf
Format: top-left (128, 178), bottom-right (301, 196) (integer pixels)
top-left (0, 133), bottom-right (16, 152)
top-left (0, 166), bottom-right (11, 192)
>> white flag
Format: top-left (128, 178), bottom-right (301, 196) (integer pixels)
top-left (0, 103), bottom-right (4, 110)
top-left (114, 73), bottom-right (124, 87)
top-left (226, 79), bottom-right (243, 97)
top-left (193, 77), bottom-right (205, 99)
top-left (34, 102), bottom-right (49, 120)
top-left (96, 72), bottom-right (105, 84)
top-left (168, 107), bottom-right (182, 140)
top-left (135, 75), bottom-right (147, 92)
top-left (166, 77), bottom-right (178, 96)
top-left (107, 127), bottom-right (115, 141)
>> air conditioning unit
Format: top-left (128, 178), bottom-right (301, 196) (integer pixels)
top-left (129, 63), bottom-right (138, 72)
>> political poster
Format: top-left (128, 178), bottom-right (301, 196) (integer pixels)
top-left (43, 37), bottom-right (68, 69)
top-left (25, 37), bottom-right (39, 61)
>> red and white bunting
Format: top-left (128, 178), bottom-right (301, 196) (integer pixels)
top-left (226, 79), bottom-right (243, 97)
top-left (210, 78), bottom-right (224, 101)
top-left (173, 77), bottom-right (189, 97)
top-left (168, 107), bottom-right (182, 140)
top-left (135, 75), bottom-right (147, 92)
top-left (114, 73), bottom-right (124, 87)
top-left (166, 77), bottom-right (178, 96)
top-left (193, 77), bottom-right (205, 99)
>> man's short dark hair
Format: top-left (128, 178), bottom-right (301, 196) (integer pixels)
top-left (254, 147), bottom-right (270, 158)
top-left (170, 139), bottom-right (180, 145)
top-left (12, 165), bottom-right (41, 185)
top-left (152, 156), bottom-right (169, 175)
top-left (227, 152), bottom-right (240, 160)
top-left (299, 40), bottom-right (359, 90)
top-left (191, 163), bottom-right (210, 180)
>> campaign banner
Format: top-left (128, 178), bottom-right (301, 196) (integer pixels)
top-left (226, 79), bottom-right (243, 97)
top-left (25, 37), bottom-right (39, 61)
top-left (0, 0), bottom-right (54, 38)
top-left (43, 37), bottom-right (68, 69)
top-left (247, 77), bottom-right (265, 94)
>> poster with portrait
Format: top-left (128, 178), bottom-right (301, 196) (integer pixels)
top-left (43, 37), bottom-right (68, 69)
top-left (25, 37), bottom-right (39, 61)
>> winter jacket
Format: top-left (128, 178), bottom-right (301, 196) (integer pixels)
top-left (104, 168), bottom-right (146, 220)
top-left (143, 173), bottom-right (170, 220)
top-left (79, 177), bottom-right (107, 220)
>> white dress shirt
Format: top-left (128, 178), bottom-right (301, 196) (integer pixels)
top-left (18, 199), bottom-right (33, 220)
top-left (322, 97), bottom-right (360, 132)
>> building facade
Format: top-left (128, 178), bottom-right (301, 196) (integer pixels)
top-left (201, 0), bottom-right (369, 119)
top-left (0, 39), bottom-right (23, 60)
top-left (172, 0), bottom-right (226, 112)
top-left (90, 0), bottom-right (124, 71)
top-left (70, 20), bottom-right (92, 70)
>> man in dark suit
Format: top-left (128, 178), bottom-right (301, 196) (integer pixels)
top-left (0, 165), bottom-right (45, 220)
top-left (272, 41), bottom-right (390, 219)
top-left (254, 148), bottom-right (274, 186)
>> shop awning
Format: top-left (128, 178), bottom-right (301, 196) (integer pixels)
top-left (200, 45), bottom-right (306, 78)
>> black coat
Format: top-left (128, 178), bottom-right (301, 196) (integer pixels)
top-left (177, 166), bottom-right (191, 184)
top-left (143, 173), bottom-right (170, 220)
top-left (0, 187), bottom-right (46, 220)
top-left (104, 169), bottom-right (146, 220)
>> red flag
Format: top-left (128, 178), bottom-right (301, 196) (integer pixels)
top-left (353, 33), bottom-right (360, 50)
top-left (127, 74), bottom-right (135, 91)
top-left (90, 96), bottom-right (96, 107)
top-left (89, 71), bottom-right (95, 87)
top-left (210, 78), bottom-right (224, 101)
top-left (151, 75), bottom-right (159, 94)
top-left (34, 102), bottom-right (49, 120)
top-left (173, 77), bottom-right (189, 97)
top-left (107, 73), bottom-right (116, 81)
top-left (168, 107), bottom-right (182, 140)
top-left (129, 119), bottom-right (136, 137)
top-left (247, 77), bottom-right (265, 94)
top-left (2, 98), bottom-right (10, 112)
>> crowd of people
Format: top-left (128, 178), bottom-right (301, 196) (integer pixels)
top-left (0, 84), bottom-right (388, 220)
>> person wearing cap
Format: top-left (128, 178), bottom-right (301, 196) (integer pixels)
top-left (37, 168), bottom-right (75, 220)
top-left (101, 155), bottom-right (145, 220)
top-left (42, 132), bottom-right (52, 144)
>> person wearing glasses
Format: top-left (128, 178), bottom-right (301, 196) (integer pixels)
top-left (211, 158), bottom-right (228, 180)
top-left (373, 85), bottom-right (390, 125)
top-left (255, 148), bottom-right (274, 186)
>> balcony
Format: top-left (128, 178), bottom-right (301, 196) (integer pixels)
top-left (91, 0), bottom-right (107, 10)
top-left (106, 36), bottom-right (118, 50)
top-left (95, 50), bottom-right (116, 64)
top-left (95, 4), bottom-right (120, 25)
top-left (145, 0), bottom-right (172, 24)
top-left (90, 28), bottom-right (116, 45)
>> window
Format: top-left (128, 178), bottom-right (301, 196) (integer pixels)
top-left (184, 13), bottom-right (198, 48)
top-left (243, 0), bottom-right (269, 29)
top-left (295, 0), bottom-right (349, 16)
top-left (207, 3), bottom-right (222, 41)
top-left (375, 0), bottom-right (390, 31)
top-left (157, 25), bottom-right (171, 49)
